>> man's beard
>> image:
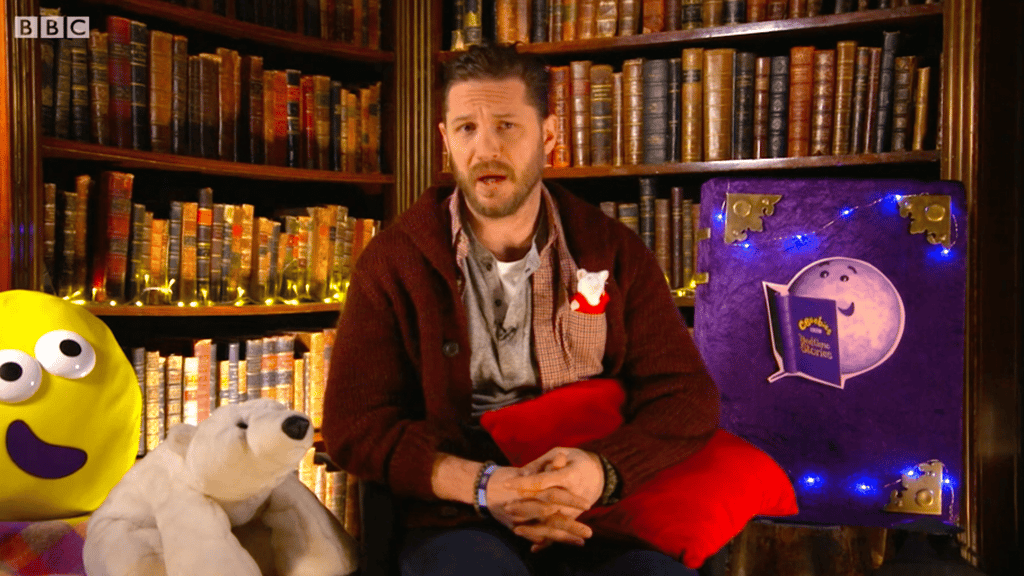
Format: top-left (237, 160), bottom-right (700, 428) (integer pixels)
top-left (454, 145), bottom-right (545, 219)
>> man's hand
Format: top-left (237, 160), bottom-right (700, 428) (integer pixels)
top-left (508, 447), bottom-right (605, 510)
top-left (485, 466), bottom-right (593, 549)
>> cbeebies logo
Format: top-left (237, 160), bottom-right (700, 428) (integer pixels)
top-left (14, 16), bottom-right (90, 39)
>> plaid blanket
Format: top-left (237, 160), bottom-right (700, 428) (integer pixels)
top-left (0, 518), bottom-right (88, 576)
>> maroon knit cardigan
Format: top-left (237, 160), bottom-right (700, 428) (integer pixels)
top-left (322, 183), bottom-right (720, 526)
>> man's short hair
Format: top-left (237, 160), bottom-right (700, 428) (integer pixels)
top-left (442, 43), bottom-right (549, 120)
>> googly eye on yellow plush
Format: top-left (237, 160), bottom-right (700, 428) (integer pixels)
top-left (0, 290), bottom-right (141, 521)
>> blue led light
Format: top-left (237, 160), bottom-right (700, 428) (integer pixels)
top-left (715, 212), bottom-right (725, 223)
top-left (742, 242), bottom-right (751, 249)
top-left (851, 478), bottom-right (879, 496)
top-left (801, 474), bottom-right (822, 488)
top-left (891, 194), bottom-right (904, 202)
top-left (902, 467), bottom-right (920, 479)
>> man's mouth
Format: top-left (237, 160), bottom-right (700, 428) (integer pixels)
top-left (476, 174), bottom-right (508, 185)
top-left (5, 420), bottom-right (87, 479)
top-left (838, 302), bottom-right (856, 317)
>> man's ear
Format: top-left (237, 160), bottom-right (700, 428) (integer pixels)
top-left (542, 114), bottom-right (557, 156)
top-left (438, 122), bottom-right (450, 154)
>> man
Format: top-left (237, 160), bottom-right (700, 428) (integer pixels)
top-left (322, 44), bottom-right (719, 575)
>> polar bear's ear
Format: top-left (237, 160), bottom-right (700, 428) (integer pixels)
top-left (577, 269), bottom-right (588, 281)
top-left (598, 270), bottom-right (609, 283)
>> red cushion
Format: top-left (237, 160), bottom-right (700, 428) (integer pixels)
top-left (479, 379), bottom-right (798, 569)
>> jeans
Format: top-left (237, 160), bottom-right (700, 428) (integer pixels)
top-left (398, 524), bottom-right (699, 576)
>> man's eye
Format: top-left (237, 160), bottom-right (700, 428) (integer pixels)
top-left (498, 121), bottom-right (514, 130)
top-left (458, 124), bottom-right (475, 133)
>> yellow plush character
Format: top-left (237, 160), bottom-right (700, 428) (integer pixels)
top-left (0, 290), bottom-right (141, 521)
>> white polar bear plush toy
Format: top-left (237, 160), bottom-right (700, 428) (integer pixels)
top-left (84, 399), bottom-right (358, 576)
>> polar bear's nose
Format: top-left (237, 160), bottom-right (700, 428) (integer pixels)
top-left (282, 415), bottom-right (310, 440)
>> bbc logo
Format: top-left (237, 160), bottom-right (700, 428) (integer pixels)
top-left (14, 16), bottom-right (90, 39)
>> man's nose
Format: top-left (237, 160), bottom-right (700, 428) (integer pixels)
top-left (475, 125), bottom-right (502, 158)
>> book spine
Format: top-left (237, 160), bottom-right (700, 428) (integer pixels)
top-left (642, 59), bottom-right (669, 165)
top-left (789, 0), bottom-right (807, 18)
top-left (221, 204), bottom-right (236, 300)
top-left (669, 187), bottom-right (683, 288)
top-left (532, 0), bottom-right (549, 42)
top-left (618, 0), bottom-right (639, 36)
top-left (642, 0), bottom-right (664, 33)
top-left (40, 10), bottom-right (58, 137)
top-left (127, 203), bottom-right (147, 301)
top-left (197, 188), bottom-right (213, 302)
top-left (183, 356), bottom-right (198, 425)
top-left (464, 0), bottom-right (482, 45)
top-left (368, 82), bottom-right (381, 173)
top-left (549, 0), bottom-right (563, 42)
top-left (638, 177), bottom-right (656, 250)
top-left (73, 175), bottom-right (92, 297)
top-left (748, 0), bottom-right (768, 22)
top-left (787, 46), bottom-right (814, 157)
top-left (70, 39), bottom-right (90, 142)
top-left (227, 341), bottom-right (241, 405)
top-left (733, 51), bottom-right (756, 160)
top-left (245, 338), bottom-right (263, 399)
top-left (753, 56), bottom-right (771, 159)
top-left (703, 48), bottom-right (735, 162)
top-left (623, 58), bottom-right (645, 164)
top-left (832, 40), bottom-right (857, 156)
top-left (286, 70), bottom-right (302, 167)
top-left (595, 0), bottom-right (617, 38)
top-left (767, 55), bottom-right (790, 158)
top-left (331, 81), bottom-right (344, 170)
top-left (617, 202), bottom-right (639, 235)
top-left (165, 354), bottom-right (184, 430)
top-left (912, 66), bottom-right (931, 151)
top-left (238, 205), bottom-right (255, 298)
top-left (149, 31), bottom-right (173, 153)
top-left (276, 336), bottom-right (296, 407)
top-left (667, 57), bottom-right (681, 163)
top-left (873, 30), bottom-right (901, 153)
top-left (180, 202), bottom-right (199, 303)
top-left (599, 201), bottom-right (617, 219)
top-left (149, 218), bottom-right (168, 304)
top-left (611, 72), bottom-right (624, 166)
top-left (107, 16), bottom-right (133, 148)
top-left (496, 0), bottom-right (516, 43)
top-left (766, 0), bottom-right (788, 20)
top-left (807, 0), bottom-right (822, 16)
top-left (54, 39), bottom-right (72, 139)
top-left (724, 0), bottom-right (748, 24)
top-left (589, 64), bottom-right (610, 165)
top-left (188, 55), bottom-right (202, 156)
top-left (131, 347), bottom-right (146, 456)
top-left (704, 0), bottom-right (725, 27)
top-left (44, 183), bottom-right (55, 291)
top-left (549, 66), bottom-right (571, 168)
top-left (654, 198), bottom-right (671, 279)
top-left (199, 53), bottom-right (222, 160)
top-left (145, 351), bottom-right (166, 449)
top-left (240, 56), bottom-right (265, 164)
top-left (96, 171), bottom-right (134, 302)
top-left (681, 0), bottom-right (702, 30)
top-left (665, 0), bottom-right (682, 30)
top-left (195, 339), bottom-right (213, 422)
top-left (835, 0), bottom-right (854, 14)
top-left (850, 46), bottom-right (872, 154)
top-left (810, 49), bottom-right (836, 156)
top-left (682, 197), bottom-right (694, 288)
top-left (168, 201), bottom-right (183, 301)
top-left (862, 47), bottom-right (882, 154)
top-left (211, 203), bottom-right (224, 302)
top-left (129, 21), bottom-right (150, 150)
top-left (302, 76), bottom-right (316, 168)
top-left (570, 60), bottom-right (592, 167)
top-left (217, 48), bottom-right (241, 162)
top-left (170, 36), bottom-right (189, 155)
top-left (315, 76), bottom-right (333, 170)
top-left (251, 217), bottom-right (272, 302)
top-left (562, 0), bottom-right (578, 42)
top-left (681, 48), bottom-right (704, 162)
top-left (578, 0), bottom-right (598, 39)
top-left (890, 55), bottom-right (918, 152)
top-left (59, 190), bottom-right (77, 297)
top-left (261, 336), bottom-right (279, 400)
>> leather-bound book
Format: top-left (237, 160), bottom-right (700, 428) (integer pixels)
top-left (787, 45), bottom-right (814, 157)
top-left (330, 82), bottom-right (345, 170)
top-left (188, 56), bottom-right (202, 157)
top-left (170, 36), bottom-right (188, 155)
top-left (670, 187), bottom-right (684, 288)
top-left (835, 0), bottom-right (854, 12)
top-left (877, 0), bottom-right (893, 7)
top-left (668, 57), bottom-right (681, 162)
top-left (724, 0), bottom-right (747, 24)
top-left (275, 71), bottom-right (294, 167)
top-left (912, 66), bottom-right (931, 151)
top-left (262, 70), bottom-right (276, 165)
top-left (129, 21), bottom-right (149, 150)
top-left (210, 204), bottom-right (224, 301)
top-left (148, 218), bottom-right (168, 304)
top-left (596, 0), bottom-right (618, 38)
top-left (550, 0), bottom-right (563, 41)
top-left (236, 204), bottom-right (255, 303)
top-left (623, 58), bottom-right (645, 164)
top-left (857, 0), bottom-right (870, 9)
top-left (578, 0), bottom-right (598, 39)
top-left (302, 76), bottom-right (316, 168)
top-left (599, 202), bottom-right (617, 219)
top-left (44, 183), bottom-right (57, 291)
top-left (57, 189), bottom-right (77, 297)
top-left (789, 0), bottom-right (807, 18)
top-left (345, 90), bottom-right (359, 172)
top-left (54, 38), bottom-right (72, 139)
top-left (532, 0), bottom-right (549, 42)
top-left (73, 175), bottom-right (92, 296)
top-left (368, 0), bottom-right (381, 48)
top-left (496, 0), bottom-right (516, 43)
top-left (168, 201), bottom-right (183, 302)
top-left (872, 31), bottom-right (900, 153)
top-left (40, 8), bottom-right (58, 138)
top-left (590, 64), bottom-right (614, 166)
top-left (734, 51), bottom-right (756, 159)
top-left (314, 76), bottom-right (332, 170)
top-left (360, 86), bottom-right (375, 172)
top-left (655, 198), bottom-right (671, 277)
top-left (217, 48), bottom-right (240, 162)
top-left (199, 53), bottom-right (222, 160)
top-left (612, 72), bottom-right (624, 165)
top-left (351, 0), bottom-right (364, 45)
top-left (88, 30), bottom-right (110, 145)
top-left (681, 196), bottom-right (694, 288)
top-left (338, 0), bottom-right (354, 43)
top-left (665, 0), bottom-right (682, 30)
top-left (619, 0), bottom-right (640, 36)
top-left (642, 59), bottom-right (669, 165)
top-left (810, 48), bottom-right (836, 156)
top-left (149, 31), bottom-right (173, 153)
top-left (239, 55), bottom-right (265, 164)
top-left (197, 188), bottom-right (213, 303)
top-left (562, 0), bottom-right (578, 41)
top-left (91, 171), bottom-right (134, 302)
top-left (753, 56), bottom-right (771, 158)
top-left (681, 48), bottom-right (704, 162)
top-left (464, 0), bottom-right (483, 45)
top-left (850, 46), bottom-right (873, 153)
top-left (890, 55), bottom-right (918, 152)
top-left (179, 201), bottom-right (199, 303)
top-left (767, 54), bottom-right (789, 158)
top-left (862, 47), bottom-right (882, 154)
top-left (682, 0), bottom-right (703, 29)
top-left (643, 0), bottom-right (664, 32)
top-left (832, 40), bottom-right (856, 156)
top-left (570, 60), bottom-right (592, 166)
top-left (766, 0), bottom-right (788, 20)
top-left (748, 0), bottom-right (768, 21)
top-left (703, 48), bottom-right (735, 162)
top-left (367, 82), bottom-right (382, 172)
top-left (70, 38), bottom-right (90, 142)
top-left (617, 202), bottom-right (639, 235)
top-left (703, 0), bottom-right (725, 27)
top-left (286, 69), bottom-right (302, 168)
top-left (807, 0), bottom-right (822, 16)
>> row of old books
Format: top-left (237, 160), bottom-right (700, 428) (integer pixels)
top-left (546, 32), bottom-right (930, 168)
top-left (161, 0), bottom-right (383, 48)
top-left (42, 172), bottom-right (380, 305)
top-left (451, 0), bottom-right (939, 48)
top-left (130, 328), bottom-right (336, 455)
top-left (40, 10), bottom-right (383, 173)
top-left (300, 450), bottom-right (361, 540)
top-left (600, 179), bottom-right (701, 292)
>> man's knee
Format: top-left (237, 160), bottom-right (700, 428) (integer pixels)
top-left (399, 527), bottom-right (532, 576)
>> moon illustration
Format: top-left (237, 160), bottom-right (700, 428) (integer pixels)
top-left (789, 258), bottom-right (905, 375)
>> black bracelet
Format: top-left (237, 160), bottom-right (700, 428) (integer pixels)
top-left (598, 454), bottom-right (621, 506)
top-left (472, 461), bottom-right (499, 518)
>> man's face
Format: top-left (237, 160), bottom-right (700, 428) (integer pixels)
top-left (440, 78), bottom-right (556, 220)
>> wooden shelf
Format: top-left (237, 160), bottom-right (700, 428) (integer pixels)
top-left (436, 150), bottom-right (939, 182)
top-left (674, 294), bottom-right (694, 308)
top-left (75, 0), bottom-right (394, 63)
top-left (84, 302), bottom-right (342, 317)
top-left (439, 5), bottom-right (942, 59)
top-left (43, 138), bottom-right (394, 186)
